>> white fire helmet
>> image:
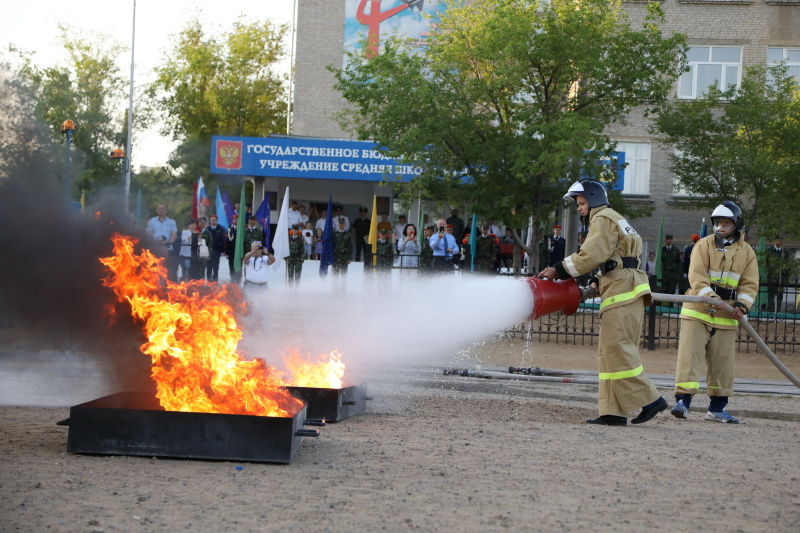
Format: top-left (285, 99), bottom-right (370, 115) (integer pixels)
top-left (711, 201), bottom-right (744, 238)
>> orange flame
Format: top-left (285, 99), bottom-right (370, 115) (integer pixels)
top-left (100, 234), bottom-right (303, 417)
top-left (283, 349), bottom-right (346, 389)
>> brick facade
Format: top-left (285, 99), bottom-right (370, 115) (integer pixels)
top-left (292, 1), bottom-right (800, 248)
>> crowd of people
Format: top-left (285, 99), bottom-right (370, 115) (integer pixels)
top-left (145, 185), bottom-right (796, 427)
top-left (147, 200), bottom-right (796, 294)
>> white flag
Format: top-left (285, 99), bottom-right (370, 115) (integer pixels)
top-left (271, 186), bottom-right (291, 271)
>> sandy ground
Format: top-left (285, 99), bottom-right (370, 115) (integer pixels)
top-left (1, 337), bottom-right (800, 532)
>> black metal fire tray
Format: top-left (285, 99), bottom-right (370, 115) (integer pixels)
top-left (67, 391), bottom-right (321, 464)
top-left (286, 384), bottom-right (368, 422)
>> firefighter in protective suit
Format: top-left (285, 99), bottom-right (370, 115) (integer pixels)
top-left (671, 201), bottom-right (758, 424)
top-left (538, 179), bottom-right (667, 426)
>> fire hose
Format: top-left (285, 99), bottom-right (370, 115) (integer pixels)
top-left (510, 279), bottom-right (800, 391)
top-left (649, 292), bottom-right (800, 390)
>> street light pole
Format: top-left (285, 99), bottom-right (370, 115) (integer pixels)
top-left (111, 148), bottom-right (125, 193)
top-left (61, 120), bottom-right (75, 199)
top-left (123, 0), bottom-right (137, 210)
top-left (286, 0), bottom-right (297, 135)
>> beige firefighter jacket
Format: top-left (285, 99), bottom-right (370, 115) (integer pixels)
top-left (556, 205), bottom-right (651, 315)
top-left (680, 234), bottom-right (759, 330)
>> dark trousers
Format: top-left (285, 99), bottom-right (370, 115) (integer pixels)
top-left (287, 261), bottom-right (303, 286)
top-left (166, 249), bottom-right (180, 283)
top-left (227, 253), bottom-right (241, 284)
top-left (355, 237), bottom-right (370, 262)
top-left (206, 250), bottom-right (222, 282)
top-left (767, 284), bottom-right (784, 312)
top-left (432, 256), bottom-right (453, 273)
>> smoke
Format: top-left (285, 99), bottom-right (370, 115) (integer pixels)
top-left (238, 274), bottom-right (534, 381)
top-left (0, 161), bottom-right (157, 394)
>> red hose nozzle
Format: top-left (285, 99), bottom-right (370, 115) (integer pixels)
top-left (524, 277), bottom-right (582, 320)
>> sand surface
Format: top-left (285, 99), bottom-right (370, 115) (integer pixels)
top-left (2, 338), bottom-right (799, 532)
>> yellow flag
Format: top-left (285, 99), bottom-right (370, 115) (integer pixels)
top-left (80, 190), bottom-right (85, 212)
top-left (367, 195), bottom-right (378, 266)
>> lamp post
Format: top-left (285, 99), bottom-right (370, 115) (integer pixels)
top-left (110, 148), bottom-right (125, 193)
top-left (61, 119), bottom-right (75, 198)
top-left (123, 0), bottom-right (137, 210)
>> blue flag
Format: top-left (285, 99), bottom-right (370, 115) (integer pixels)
top-left (320, 194), bottom-right (334, 276)
top-left (255, 193), bottom-right (271, 249)
top-left (221, 189), bottom-right (236, 226)
top-left (215, 187), bottom-right (228, 229)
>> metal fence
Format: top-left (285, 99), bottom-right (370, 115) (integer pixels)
top-left (370, 255), bottom-right (800, 354)
top-left (499, 285), bottom-right (800, 355)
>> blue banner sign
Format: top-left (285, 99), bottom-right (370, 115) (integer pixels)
top-left (211, 135), bottom-right (419, 182)
top-left (582, 151), bottom-right (626, 191)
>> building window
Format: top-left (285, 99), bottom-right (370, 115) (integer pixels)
top-left (767, 47), bottom-right (800, 83)
top-left (671, 149), bottom-right (706, 198)
top-left (615, 141), bottom-right (650, 196)
top-left (673, 176), bottom-right (691, 197)
top-left (678, 46), bottom-right (742, 99)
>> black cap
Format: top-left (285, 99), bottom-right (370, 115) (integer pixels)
top-left (379, 228), bottom-right (388, 233)
top-left (338, 217), bottom-right (346, 223)
top-left (358, 206), bottom-right (368, 213)
top-left (291, 224), bottom-right (299, 229)
top-left (665, 233), bottom-right (673, 239)
top-left (482, 223), bottom-right (489, 229)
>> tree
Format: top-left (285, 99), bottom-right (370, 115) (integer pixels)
top-left (148, 17), bottom-right (289, 183)
top-left (652, 64), bottom-right (800, 239)
top-left (2, 25), bottom-right (128, 198)
top-left (331, 0), bottom-right (686, 264)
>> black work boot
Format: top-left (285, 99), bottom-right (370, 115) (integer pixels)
top-left (586, 415), bottom-right (627, 426)
top-left (631, 397), bottom-right (668, 424)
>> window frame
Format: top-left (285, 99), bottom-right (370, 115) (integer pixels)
top-left (767, 47), bottom-right (800, 84)
top-left (678, 46), bottom-right (742, 100)
top-left (614, 141), bottom-right (651, 196)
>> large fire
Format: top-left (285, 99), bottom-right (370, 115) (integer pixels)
top-left (100, 234), bottom-right (307, 417)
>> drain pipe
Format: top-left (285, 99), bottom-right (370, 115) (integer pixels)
top-left (650, 292), bottom-right (800, 390)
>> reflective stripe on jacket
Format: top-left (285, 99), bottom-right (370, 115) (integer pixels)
top-left (559, 205), bottom-right (651, 315)
top-left (679, 234), bottom-right (759, 330)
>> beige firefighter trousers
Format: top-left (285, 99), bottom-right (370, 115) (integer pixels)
top-left (597, 300), bottom-right (660, 417)
top-left (674, 319), bottom-right (736, 397)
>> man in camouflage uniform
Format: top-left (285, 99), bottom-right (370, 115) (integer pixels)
top-left (376, 228), bottom-right (395, 272)
top-left (333, 217), bottom-right (352, 291)
top-left (419, 225), bottom-right (434, 275)
top-left (475, 223), bottom-right (497, 273)
top-left (287, 224), bottom-right (305, 287)
top-left (661, 233), bottom-right (682, 298)
top-left (243, 216), bottom-right (265, 253)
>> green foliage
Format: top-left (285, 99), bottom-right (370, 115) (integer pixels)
top-left (148, 17), bottom-right (288, 184)
top-left (331, 0), bottom-right (685, 259)
top-left (2, 25), bottom-right (128, 199)
top-left (652, 63), bottom-right (800, 239)
top-left (133, 165), bottom-right (191, 225)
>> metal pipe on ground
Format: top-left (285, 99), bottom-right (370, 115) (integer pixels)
top-left (498, 366), bottom-right (796, 387)
top-left (445, 369), bottom-right (800, 396)
top-left (649, 292), bottom-right (800, 390)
